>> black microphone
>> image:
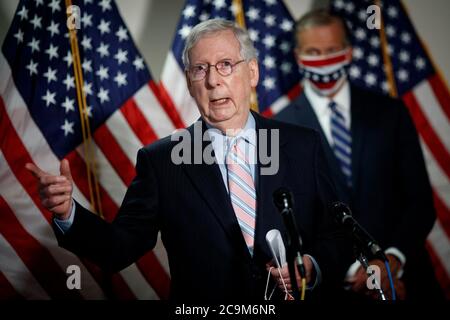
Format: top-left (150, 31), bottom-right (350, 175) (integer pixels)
top-left (331, 202), bottom-right (387, 262)
top-left (273, 187), bottom-right (306, 279)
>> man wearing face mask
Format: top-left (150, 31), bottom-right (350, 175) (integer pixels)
top-left (275, 9), bottom-right (443, 301)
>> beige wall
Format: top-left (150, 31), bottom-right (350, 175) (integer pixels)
top-left (1, 0), bottom-right (449, 85)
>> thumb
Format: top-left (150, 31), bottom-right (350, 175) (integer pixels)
top-left (25, 162), bottom-right (46, 179)
top-left (60, 159), bottom-right (73, 181)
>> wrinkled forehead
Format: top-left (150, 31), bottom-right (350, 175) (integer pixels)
top-left (189, 30), bottom-right (242, 61)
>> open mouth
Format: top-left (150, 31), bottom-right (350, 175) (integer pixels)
top-left (209, 97), bottom-right (230, 106)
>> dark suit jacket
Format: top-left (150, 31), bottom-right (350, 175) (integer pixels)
top-left (275, 84), bottom-right (443, 300)
top-left (54, 112), bottom-right (352, 302)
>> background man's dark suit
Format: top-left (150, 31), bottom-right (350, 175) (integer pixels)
top-left (275, 85), bottom-right (443, 300)
top-left (53, 112), bottom-right (352, 301)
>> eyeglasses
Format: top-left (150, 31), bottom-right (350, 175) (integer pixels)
top-left (188, 59), bottom-right (246, 81)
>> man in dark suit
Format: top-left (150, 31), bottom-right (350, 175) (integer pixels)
top-left (275, 9), bottom-right (442, 300)
top-left (26, 18), bottom-right (351, 301)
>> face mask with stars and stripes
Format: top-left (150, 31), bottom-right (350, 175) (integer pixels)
top-left (298, 48), bottom-right (352, 96)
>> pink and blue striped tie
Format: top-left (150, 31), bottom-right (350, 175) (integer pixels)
top-left (226, 139), bottom-right (256, 255)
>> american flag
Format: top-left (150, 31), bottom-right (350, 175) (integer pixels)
top-left (159, 0), bottom-right (302, 126)
top-left (0, 0), bottom-right (171, 299)
top-left (331, 0), bottom-right (450, 297)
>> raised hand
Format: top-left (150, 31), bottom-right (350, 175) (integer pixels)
top-left (25, 159), bottom-right (74, 220)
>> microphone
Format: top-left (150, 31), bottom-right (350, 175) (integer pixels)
top-left (331, 202), bottom-right (387, 262)
top-left (273, 188), bottom-right (306, 279)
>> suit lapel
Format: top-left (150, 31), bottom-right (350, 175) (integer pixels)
top-left (181, 121), bottom-right (253, 260)
top-left (349, 86), bottom-right (366, 191)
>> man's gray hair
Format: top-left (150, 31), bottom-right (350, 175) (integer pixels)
top-left (294, 9), bottom-right (350, 48)
top-left (182, 18), bottom-right (257, 69)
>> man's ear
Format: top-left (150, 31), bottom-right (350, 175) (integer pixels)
top-left (248, 59), bottom-right (259, 88)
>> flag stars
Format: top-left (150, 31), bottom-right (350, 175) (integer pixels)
top-left (246, 7), bottom-right (260, 22)
top-left (133, 57), bottom-right (145, 70)
top-left (114, 49), bottom-right (128, 65)
top-left (370, 36), bottom-right (380, 48)
top-left (63, 51), bottom-right (73, 67)
top-left (83, 82), bottom-right (93, 96)
top-left (264, 0), bottom-right (276, 5)
top-left (355, 28), bottom-right (366, 41)
top-left (97, 87), bottom-right (110, 103)
top-left (353, 47), bottom-right (364, 60)
top-left (280, 62), bottom-right (292, 74)
top-left (279, 41), bottom-right (291, 54)
top-left (27, 38), bottom-right (40, 53)
top-left (14, 29), bottom-right (24, 43)
top-left (99, 0), bottom-right (112, 12)
top-left (183, 5), bottom-right (196, 19)
top-left (397, 69), bottom-right (409, 82)
top-left (415, 57), bottom-right (426, 70)
top-left (114, 71), bottom-right (128, 87)
top-left (42, 90), bottom-right (56, 107)
top-left (48, 0), bottom-right (61, 13)
top-left (345, 2), bottom-right (355, 13)
top-left (280, 19), bottom-right (293, 32)
top-left (17, 6), bottom-right (28, 20)
top-left (96, 65), bottom-right (109, 80)
top-left (63, 74), bottom-right (75, 91)
top-left (367, 54), bottom-right (379, 67)
top-left (61, 97), bottom-right (75, 113)
top-left (399, 50), bottom-right (410, 63)
top-left (45, 44), bottom-right (59, 60)
top-left (364, 73), bottom-right (377, 86)
top-left (262, 77), bottom-right (275, 90)
top-left (213, 0), bottom-right (226, 10)
top-left (248, 28), bottom-right (259, 42)
top-left (81, 13), bottom-right (93, 28)
top-left (82, 59), bottom-right (92, 72)
top-left (114, 27), bottom-right (129, 43)
top-left (229, 3), bottom-right (241, 16)
top-left (178, 24), bottom-right (192, 39)
top-left (263, 56), bottom-right (275, 69)
top-left (26, 60), bottom-right (38, 76)
top-left (98, 19), bottom-right (111, 35)
top-left (81, 36), bottom-right (92, 51)
top-left (387, 6), bottom-right (398, 18)
top-left (61, 119), bottom-right (75, 136)
top-left (401, 32), bottom-right (411, 44)
top-left (30, 14), bottom-right (42, 29)
top-left (47, 21), bottom-right (60, 37)
top-left (264, 14), bottom-right (276, 27)
top-left (262, 35), bottom-right (275, 49)
top-left (43, 67), bottom-right (57, 83)
top-left (199, 12), bottom-right (210, 21)
top-left (386, 25), bottom-right (396, 38)
top-left (96, 42), bottom-right (110, 57)
top-left (349, 65), bottom-right (361, 79)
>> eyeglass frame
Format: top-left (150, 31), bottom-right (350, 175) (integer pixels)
top-left (187, 59), bottom-right (246, 81)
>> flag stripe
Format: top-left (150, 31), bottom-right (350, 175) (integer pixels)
top-left (149, 81), bottom-right (186, 129)
top-left (135, 248), bottom-right (170, 300)
top-left (120, 98), bottom-right (159, 146)
top-left (413, 80), bottom-right (450, 153)
top-left (106, 110), bottom-right (142, 166)
top-left (133, 84), bottom-right (177, 138)
top-left (403, 91), bottom-right (450, 179)
top-left (433, 193), bottom-right (450, 241)
top-left (428, 73), bottom-right (450, 123)
top-left (426, 241), bottom-right (450, 299)
top-left (93, 125), bottom-right (136, 186)
top-left (0, 232), bottom-right (50, 300)
top-left (0, 271), bottom-right (23, 300)
top-left (0, 197), bottom-right (82, 299)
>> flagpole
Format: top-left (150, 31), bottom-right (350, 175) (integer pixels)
top-left (64, 0), bottom-right (103, 218)
top-left (232, 0), bottom-right (259, 112)
top-left (375, 0), bottom-right (398, 98)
